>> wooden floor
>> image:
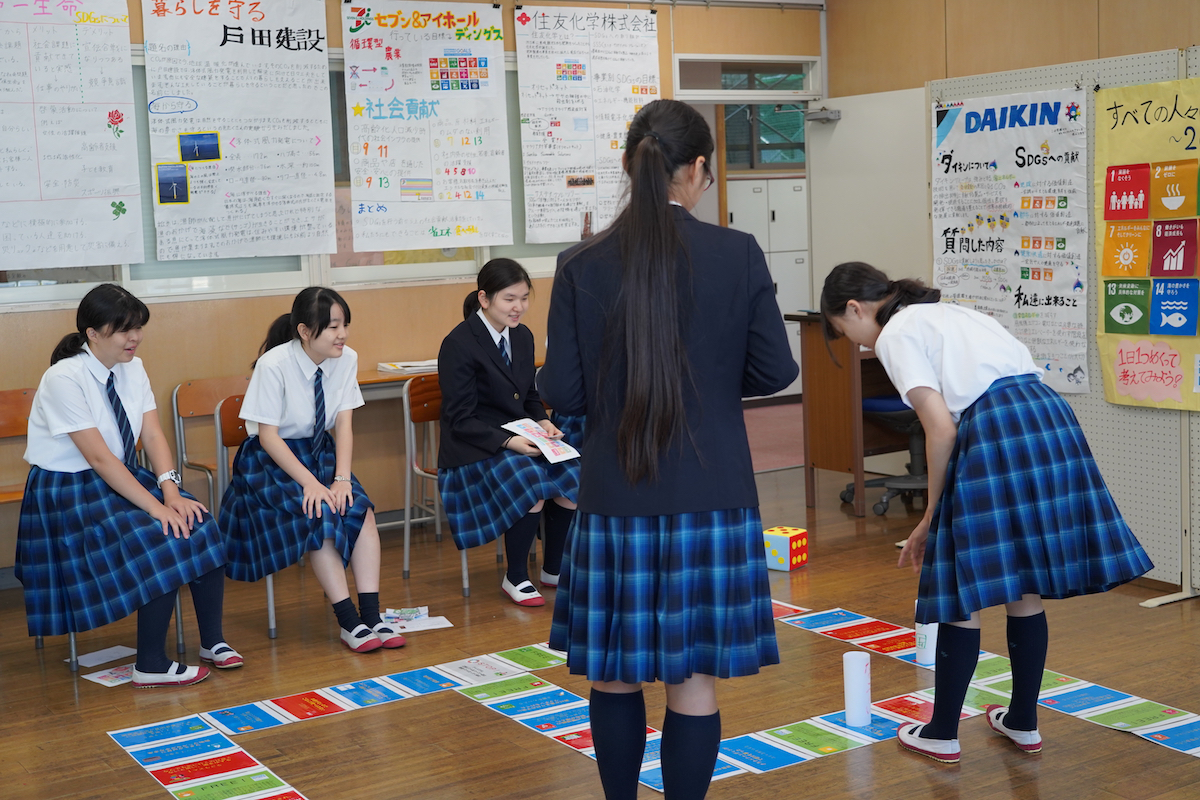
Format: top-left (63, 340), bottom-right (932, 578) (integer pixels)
top-left (3, 467), bottom-right (1198, 800)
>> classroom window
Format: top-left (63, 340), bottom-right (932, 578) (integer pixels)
top-left (725, 104), bottom-right (806, 170)
top-left (674, 55), bottom-right (821, 105)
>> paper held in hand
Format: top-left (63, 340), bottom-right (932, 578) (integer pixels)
top-left (502, 418), bottom-right (581, 463)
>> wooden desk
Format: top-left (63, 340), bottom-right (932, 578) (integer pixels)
top-left (357, 369), bottom-right (429, 402)
top-left (786, 312), bottom-right (909, 517)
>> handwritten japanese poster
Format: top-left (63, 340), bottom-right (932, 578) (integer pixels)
top-left (0, 0), bottom-right (144, 268)
top-left (141, 0), bottom-right (335, 260)
top-left (932, 89), bottom-right (1090, 394)
top-left (341, 1), bottom-right (512, 251)
top-left (514, 6), bottom-right (659, 243)
top-left (1095, 78), bottom-right (1200, 410)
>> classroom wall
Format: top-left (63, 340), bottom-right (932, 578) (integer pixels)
top-left (827, 0), bottom-right (1200, 98)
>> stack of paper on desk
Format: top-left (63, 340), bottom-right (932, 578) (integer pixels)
top-left (377, 359), bottom-right (438, 374)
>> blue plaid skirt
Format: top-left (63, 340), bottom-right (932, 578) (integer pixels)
top-left (15, 466), bottom-right (226, 636)
top-left (220, 434), bottom-right (374, 582)
top-left (438, 449), bottom-right (579, 550)
top-left (549, 508), bottom-right (780, 684)
top-left (916, 375), bottom-right (1153, 624)
top-left (551, 413), bottom-right (586, 451)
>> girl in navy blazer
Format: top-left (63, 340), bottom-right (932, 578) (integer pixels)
top-left (438, 259), bottom-right (579, 607)
top-left (539, 100), bottom-right (798, 799)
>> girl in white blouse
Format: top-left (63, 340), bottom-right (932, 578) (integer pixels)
top-left (821, 262), bottom-right (1151, 765)
top-left (220, 287), bottom-right (403, 653)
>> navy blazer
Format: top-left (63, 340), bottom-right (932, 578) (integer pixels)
top-left (538, 206), bottom-right (798, 517)
top-left (438, 313), bottom-right (549, 469)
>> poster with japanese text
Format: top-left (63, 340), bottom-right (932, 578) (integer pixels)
top-left (0, 0), bottom-right (144, 268)
top-left (1095, 78), bottom-right (1200, 410)
top-left (932, 89), bottom-right (1089, 393)
top-left (341, 1), bottom-right (512, 250)
top-left (514, 6), bottom-right (659, 243)
top-left (141, 0), bottom-right (335, 260)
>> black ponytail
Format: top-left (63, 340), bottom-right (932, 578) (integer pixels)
top-left (464, 258), bottom-right (532, 320)
top-left (255, 286), bottom-right (351, 366)
top-left (51, 284), bottom-right (150, 366)
top-left (565, 99), bottom-right (712, 485)
top-left (819, 261), bottom-right (940, 343)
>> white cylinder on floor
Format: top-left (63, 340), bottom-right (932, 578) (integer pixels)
top-left (915, 620), bottom-right (939, 667)
top-left (843, 651), bottom-right (871, 727)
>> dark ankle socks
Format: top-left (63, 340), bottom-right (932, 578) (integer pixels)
top-left (589, 689), bottom-right (646, 800)
top-left (541, 501), bottom-right (574, 577)
top-left (661, 708), bottom-right (722, 800)
top-left (331, 597), bottom-right (365, 634)
top-left (504, 511), bottom-right (542, 585)
top-left (188, 566), bottom-right (226, 651)
top-left (1004, 612), bottom-right (1048, 731)
top-left (135, 589), bottom-right (179, 673)
top-left (921, 623), bottom-right (981, 740)
top-left (357, 592), bottom-right (382, 627)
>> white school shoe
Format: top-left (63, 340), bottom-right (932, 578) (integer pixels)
top-left (984, 705), bottom-right (1043, 753)
top-left (539, 569), bottom-right (560, 588)
top-left (372, 621), bottom-right (407, 649)
top-left (896, 723), bottom-right (961, 764)
top-left (501, 576), bottom-right (545, 606)
top-left (340, 624), bottom-right (383, 653)
top-left (199, 642), bottom-right (244, 669)
top-left (132, 662), bottom-right (211, 689)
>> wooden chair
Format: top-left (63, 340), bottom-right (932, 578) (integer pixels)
top-left (212, 394), bottom-right (281, 638)
top-left (171, 376), bottom-right (251, 509)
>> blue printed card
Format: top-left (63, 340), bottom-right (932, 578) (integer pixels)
top-left (386, 667), bottom-right (464, 695)
top-left (109, 716), bottom-right (213, 749)
top-left (1150, 278), bottom-right (1199, 335)
top-left (1140, 718), bottom-right (1200, 753)
top-left (819, 711), bottom-right (904, 742)
top-left (516, 704), bottom-right (590, 733)
top-left (203, 703), bottom-right (291, 735)
top-left (719, 734), bottom-right (809, 773)
top-left (126, 732), bottom-right (237, 767)
top-left (1039, 684), bottom-right (1133, 715)
top-left (325, 679), bottom-right (407, 708)
top-left (486, 689), bottom-right (584, 717)
top-left (782, 609), bottom-right (868, 631)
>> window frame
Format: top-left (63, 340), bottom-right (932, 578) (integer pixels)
top-left (673, 54), bottom-right (822, 104)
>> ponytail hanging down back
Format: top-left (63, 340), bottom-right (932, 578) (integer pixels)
top-left (819, 261), bottom-right (940, 343)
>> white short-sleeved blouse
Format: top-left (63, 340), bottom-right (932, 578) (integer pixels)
top-left (872, 303), bottom-right (1041, 422)
top-left (241, 339), bottom-right (365, 439)
top-left (24, 345), bottom-right (157, 473)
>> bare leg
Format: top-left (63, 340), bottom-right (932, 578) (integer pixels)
top-left (348, 509), bottom-right (381, 593)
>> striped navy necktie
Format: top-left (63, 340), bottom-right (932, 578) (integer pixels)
top-left (498, 336), bottom-right (511, 367)
top-left (105, 372), bottom-right (138, 472)
top-left (313, 367), bottom-right (326, 446)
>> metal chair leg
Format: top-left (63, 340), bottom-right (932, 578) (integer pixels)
top-left (68, 632), bottom-right (78, 673)
top-left (403, 461), bottom-right (412, 580)
top-left (496, 534), bottom-right (504, 563)
top-left (461, 548), bottom-right (470, 597)
top-left (35, 635), bottom-right (43, 649)
top-left (175, 593), bottom-right (186, 655)
top-left (266, 574), bottom-right (277, 639)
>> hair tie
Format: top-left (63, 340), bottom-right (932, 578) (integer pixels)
top-left (645, 131), bottom-right (661, 144)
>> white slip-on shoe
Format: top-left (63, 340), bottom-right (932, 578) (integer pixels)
top-left (340, 624), bottom-right (383, 653)
top-left (132, 662), bottom-right (210, 689)
top-left (199, 642), bottom-right (244, 669)
top-left (896, 723), bottom-right (961, 764)
top-left (501, 576), bottom-right (545, 606)
top-left (984, 705), bottom-right (1043, 753)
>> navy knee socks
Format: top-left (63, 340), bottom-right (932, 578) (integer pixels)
top-left (135, 589), bottom-right (180, 673)
top-left (921, 623), bottom-right (981, 740)
top-left (661, 708), bottom-right (722, 800)
top-left (589, 689), bottom-right (646, 800)
top-left (187, 566), bottom-right (226, 651)
top-left (1004, 612), bottom-right (1048, 730)
top-left (541, 501), bottom-right (574, 577)
top-left (504, 511), bottom-right (541, 585)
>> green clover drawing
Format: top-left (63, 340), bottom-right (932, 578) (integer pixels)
top-left (111, 201), bottom-right (126, 220)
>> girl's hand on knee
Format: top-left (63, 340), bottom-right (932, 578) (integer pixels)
top-left (506, 435), bottom-right (541, 457)
top-left (165, 495), bottom-right (207, 530)
top-left (329, 480), bottom-right (353, 515)
top-left (151, 504), bottom-right (191, 539)
top-left (302, 481), bottom-right (337, 519)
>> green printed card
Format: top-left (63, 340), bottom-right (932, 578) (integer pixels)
top-left (455, 674), bottom-right (553, 702)
top-left (1104, 279), bottom-right (1151, 334)
top-left (988, 669), bottom-right (1081, 695)
top-left (960, 686), bottom-right (1011, 712)
top-left (1083, 701), bottom-right (1191, 731)
top-left (494, 646), bottom-right (566, 671)
top-left (764, 721), bottom-right (865, 756)
top-left (971, 656), bottom-right (1012, 682)
top-left (169, 770), bottom-right (285, 800)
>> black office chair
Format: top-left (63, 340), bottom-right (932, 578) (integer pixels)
top-left (839, 395), bottom-right (928, 515)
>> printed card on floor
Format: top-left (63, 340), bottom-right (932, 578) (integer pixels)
top-left (321, 679), bottom-right (408, 709)
top-left (914, 688), bottom-right (988, 716)
top-left (69, 644), bottom-right (137, 668)
top-left (1038, 684), bottom-right (1134, 715)
top-left (203, 703), bottom-right (292, 735)
top-left (763, 721), bottom-right (867, 756)
top-left (817, 711), bottom-right (904, 742)
top-left (771, 600), bottom-right (811, 619)
top-left (252, 792), bottom-right (308, 800)
top-left (110, 716), bottom-right (214, 749)
top-left (819, 619), bottom-right (904, 641)
top-left (872, 694), bottom-right (970, 724)
top-left (437, 655), bottom-right (527, 684)
top-left (515, 703), bottom-right (591, 734)
top-left (485, 689), bottom-right (584, 717)
top-left (1081, 700), bottom-right (1193, 731)
top-left (642, 735), bottom-right (663, 765)
top-left (857, 631), bottom-right (917, 655)
top-left (83, 663), bottom-right (135, 687)
top-left (127, 732), bottom-right (238, 768)
top-left (971, 654), bottom-right (1012, 682)
top-left (491, 644), bottom-right (567, 671)
top-left (781, 609), bottom-right (869, 631)
top-left (1139, 718), bottom-right (1200, 754)
top-left (986, 669), bottom-right (1081, 695)
top-left (553, 727), bottom-right (596, 752)
top-left (456, 674), bottom-right (553, 702)
top-left (719, 734), bottom-right (811, 773)
top-left (150, 751), bottom-right (260, 786)
top-left (637, 759), bottom-right (744, 793)
top-left (267, 691), bottom-right (349, 721)
top-left (165, 769), bottom-right (287, 800)
top-left (384, 666), bottom-right (463, 695)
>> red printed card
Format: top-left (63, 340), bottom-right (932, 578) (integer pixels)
top-left (269, 691), bottom-right (347, 720)
top-left (150, 751), bottom-right (258, 786)
top-left (820, 620), bottom-right (903, 641)
top-left (859, 632), bottom-right (918, 653)
top-left (874, 694), bottom-right (969, 722)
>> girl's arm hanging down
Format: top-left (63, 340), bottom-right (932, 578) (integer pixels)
top-left (258, 422), bottom-right (338, 519)
top-left (898, 386), bottom-right (958, 572)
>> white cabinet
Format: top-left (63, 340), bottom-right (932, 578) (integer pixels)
top-left (769, 250), bottom-right (810, 313)
top-left (725, 181), bottom-right (770, 250)
top-left (767, 178), bottom-right (808, 252)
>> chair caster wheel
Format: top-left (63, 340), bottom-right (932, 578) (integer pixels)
top-left (873, 501), bottom-right (888, 516)
top-left (840, 489), bottom-right (855, 503)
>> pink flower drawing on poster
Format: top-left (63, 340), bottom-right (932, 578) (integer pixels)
top-left (1113, 339), bottom-right (1184, 402)
top-left (107, 109), bottom-right (124, 139)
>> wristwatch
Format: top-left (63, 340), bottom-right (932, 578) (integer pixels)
top-left (156, 469), bottom-right (182, 487)
top-left (333, 475), bottom-right (351, 482)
